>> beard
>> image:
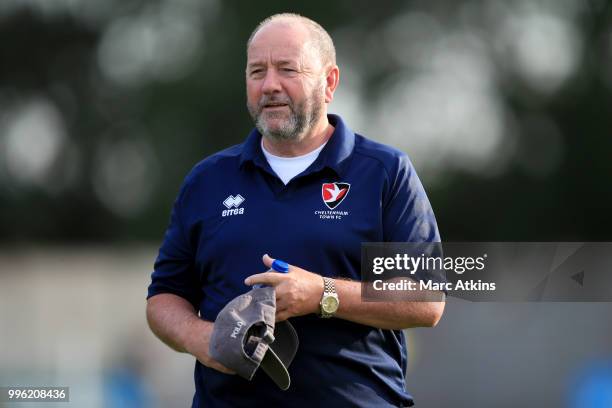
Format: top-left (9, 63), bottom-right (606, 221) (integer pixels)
top-left (247, 81), bottom-right (324, 142)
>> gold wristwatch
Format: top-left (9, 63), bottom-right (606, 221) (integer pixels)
top-left (319, 277), bottom-right (339, 318)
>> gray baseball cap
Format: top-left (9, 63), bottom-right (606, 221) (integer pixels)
top-left (209, 286), bottom-right (299, 390)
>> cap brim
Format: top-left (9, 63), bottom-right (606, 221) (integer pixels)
top-left (260, 347), bottom-right (291, 390)
top-left (259, 320), bottom-right (299, 391)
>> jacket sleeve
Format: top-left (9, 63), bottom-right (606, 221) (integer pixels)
top-left (382, 153), bottom-right (440, 243)
top-left (147, 179), bottom-right (202, 310)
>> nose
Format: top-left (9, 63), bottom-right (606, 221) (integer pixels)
top-left (261, 69), bottom-right (282, 95)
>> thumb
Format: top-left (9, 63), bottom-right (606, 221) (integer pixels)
top-left (262, 253), bottom-right (274, 269)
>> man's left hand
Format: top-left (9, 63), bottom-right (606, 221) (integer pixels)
top-left (244, 254), bottom-right (324, 321)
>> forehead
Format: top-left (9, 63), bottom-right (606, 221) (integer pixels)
top-left (247, 22), bottom-right (316, 65)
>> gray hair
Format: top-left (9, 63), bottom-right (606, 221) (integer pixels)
top-left (246, 13), bottom-right (336, 68)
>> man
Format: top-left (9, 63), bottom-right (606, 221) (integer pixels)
top-left (146, 13), bottom-right (444, 407)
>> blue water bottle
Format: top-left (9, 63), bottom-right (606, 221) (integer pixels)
top-left (253, 259), bottom-right (289, 288)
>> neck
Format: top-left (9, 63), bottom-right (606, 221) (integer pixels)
top-left (262, 114), bottom-right (334, 157)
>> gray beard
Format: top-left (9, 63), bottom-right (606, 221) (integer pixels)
top-left (248, 84), bottom-right (325, 142)
top-left (255, 106), bottom-right (305, 142)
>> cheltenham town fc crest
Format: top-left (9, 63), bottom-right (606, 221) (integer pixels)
top-left (321, 182), bottom-right (350, 210)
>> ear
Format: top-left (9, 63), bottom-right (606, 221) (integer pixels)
top-left (324, 65), bottom-right (340, 104)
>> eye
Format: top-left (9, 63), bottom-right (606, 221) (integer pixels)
top-left (249, 69), bottom-right (264, 78)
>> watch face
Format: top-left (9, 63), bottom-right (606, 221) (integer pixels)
top-left (322, 296), bottom-right (339, 313)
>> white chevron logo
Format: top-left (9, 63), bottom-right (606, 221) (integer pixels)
top-left (223, 194), bottom-right (245, 209)
top-left (324, 184), bottom-right (345, 202)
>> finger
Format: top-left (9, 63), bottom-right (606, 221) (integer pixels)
top-left (212, 363), bottom-right (236, 375)
top-left (275, 309), bottom-right (290, 322)
top-left (275, 294), bottom-right (286, 310)
top-left (262, 253), bottom-right (274, 268)
top-left (244, 272), bottom-right (286, 287)
top-left (262, 253), bottom-right (294, 273)
top-left (200, 358), bottom-right (235, 375)
top-left (275, 299), bottom-right (291, 320)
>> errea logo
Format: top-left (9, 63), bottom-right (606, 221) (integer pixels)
top-left (222, 194), bottom-right (245, 217)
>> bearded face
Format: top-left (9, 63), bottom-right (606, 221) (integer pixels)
top-left (247, 77), bottom-right (325, 142)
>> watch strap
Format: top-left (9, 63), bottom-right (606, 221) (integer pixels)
top-left (323, 276), bottom-right (335, 295)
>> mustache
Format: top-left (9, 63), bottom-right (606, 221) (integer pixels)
top-left (257, 95), bottom-right (293, 110)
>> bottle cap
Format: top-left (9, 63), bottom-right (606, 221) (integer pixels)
top-left (253, 259), bottom-right (290, 288)
top-left (271, 259), bottom-right (289, 273)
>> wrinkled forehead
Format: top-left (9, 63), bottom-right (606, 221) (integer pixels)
top-left (247, 22), bottom-right (318, 67)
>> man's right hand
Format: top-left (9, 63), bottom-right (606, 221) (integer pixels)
top-left (146, 293), bottom-right (235, 375)
top-left (185, 320), bottom-right (236, 375)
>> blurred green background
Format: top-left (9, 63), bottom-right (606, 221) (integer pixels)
top-left (1, 1), bottom-right (612, 407)
top-left (1, 0), bottom-right (611, 243)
